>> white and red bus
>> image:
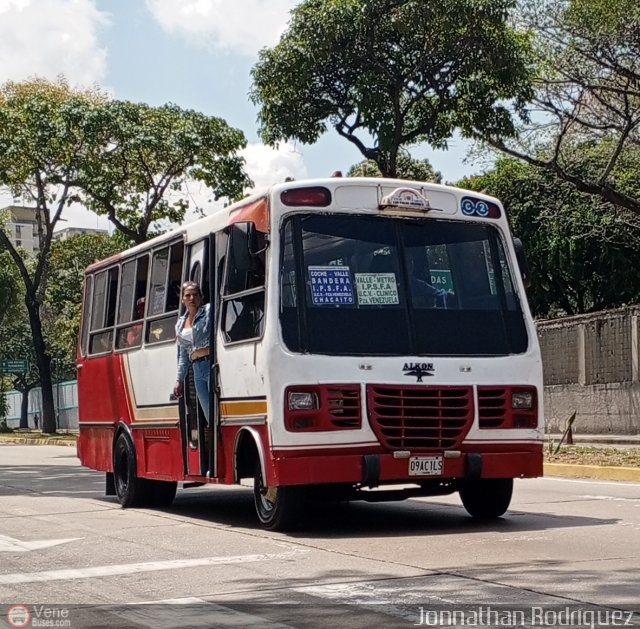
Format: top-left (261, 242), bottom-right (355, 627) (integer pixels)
top-left (77, 176), bottom-right (543, 530)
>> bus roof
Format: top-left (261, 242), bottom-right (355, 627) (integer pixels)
top-left (84, 177), bottom-right (503, 274)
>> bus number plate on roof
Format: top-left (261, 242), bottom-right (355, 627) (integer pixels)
top-left (408, 456), bottom-right (443, 476)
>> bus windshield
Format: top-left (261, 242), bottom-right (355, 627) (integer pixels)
top-left (280, 214), bottom-right (528, 356)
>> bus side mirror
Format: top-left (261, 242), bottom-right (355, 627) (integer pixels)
top-left (513, 237), bottom-right (532, 290)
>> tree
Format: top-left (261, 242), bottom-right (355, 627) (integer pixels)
top-left (76, 100), bottom-right (252, 244)
top-left (251, 0), bottom-right (533, 177)
top-left (44, 233), bottom-right (123, 380)
top-left (348, 153), bottom-right (442, 182)
top-left (459, 157), bottom-right (640, 317)
top-left (481, 0), bottom-right (640, 217)
top-left (0, 78), bottom-right (250, 433)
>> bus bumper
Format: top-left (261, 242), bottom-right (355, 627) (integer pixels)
top-left (271, 449), bottom-right (543, 487)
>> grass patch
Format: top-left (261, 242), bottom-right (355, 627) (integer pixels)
top-left (545, 446), bottom-right (640, 468)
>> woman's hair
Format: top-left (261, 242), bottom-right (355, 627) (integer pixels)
top-left (181, 281), bottom-right (203, 297)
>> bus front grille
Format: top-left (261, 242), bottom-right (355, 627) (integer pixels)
top-left (366, 385), bottom-right (473, 450)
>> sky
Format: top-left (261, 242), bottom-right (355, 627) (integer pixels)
top-left (0, 0), bottom-right (480, 230)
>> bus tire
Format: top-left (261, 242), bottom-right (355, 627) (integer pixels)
top-left (147, 480), bottom-right (177, 508)
top-left (459, 478), bottom-right (513, 519)
top-left (113, 432), bottom-right (147, 508)
top-left (253, 463), bottom-right (305, 531)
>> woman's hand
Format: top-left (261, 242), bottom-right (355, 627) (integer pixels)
top-left (173, 381), bottom-right (183, 398)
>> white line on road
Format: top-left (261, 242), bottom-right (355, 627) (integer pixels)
top-left (0, 534), bottom-right (81, 553)
top-left (0, 549), bottom-right (309, 585)
top-left (540, 477), bottom-right (640, 488)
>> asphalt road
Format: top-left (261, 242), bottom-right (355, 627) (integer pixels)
top-left (0, 444), bottom-right (639, 628)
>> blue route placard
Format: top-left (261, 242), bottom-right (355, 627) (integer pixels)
top-left (308, 266), bottom-right (355, 306)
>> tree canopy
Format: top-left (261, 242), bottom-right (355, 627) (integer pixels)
top-left (251, 0), bottom-right (534, 177)
top-left (481, 0), bottom-right (640, 217)
top-left (460, 156), bottom-right (640, 317)
top-left (348, 154), bottom-right (442, 182)
top-left (76, 100), bottom-right (251, 244)
top-left (0, 77), bottom-right (250, 431)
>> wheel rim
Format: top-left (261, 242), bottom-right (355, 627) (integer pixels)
top-left (256, 472), bottom-right (277, 514)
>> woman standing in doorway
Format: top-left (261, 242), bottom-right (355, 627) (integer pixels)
top-left (173, 281), bottom-right (211, 420)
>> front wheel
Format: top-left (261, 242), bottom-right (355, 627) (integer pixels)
top-left (253, 463), bottom-right (305, 531)
top-left (459, 478), bottom-right (513, 519)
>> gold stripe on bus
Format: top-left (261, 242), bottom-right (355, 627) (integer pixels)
top-left (220, 400), bottom-right (267, 417)
top-left (132, 406), bottom-right (180, 420)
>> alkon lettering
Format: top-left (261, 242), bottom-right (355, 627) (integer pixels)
top-left (403, 362), bottom-right (435, 382)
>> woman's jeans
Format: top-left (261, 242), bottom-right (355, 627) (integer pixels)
top-left (192, 358), bottom-right (210, 423)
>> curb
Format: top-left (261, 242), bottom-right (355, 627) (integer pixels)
top-left (544, 463), bottom-right (640, 482)
top-left (0, 436), bottom-right (76, 447)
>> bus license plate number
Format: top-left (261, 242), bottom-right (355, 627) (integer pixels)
top-left (408, 456), bottom-right (443, 477)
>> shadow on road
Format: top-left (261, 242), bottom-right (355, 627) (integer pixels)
top-left (0, 461), bottom-right (620, 539)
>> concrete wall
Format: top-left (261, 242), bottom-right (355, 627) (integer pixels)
top-left (537, 306), bottom-right (640, 435)
top-left (3, 381), bottom-right (78, 431)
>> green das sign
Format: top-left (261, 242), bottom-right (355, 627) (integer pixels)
top-left (430, 270), bottom-right (453, 292)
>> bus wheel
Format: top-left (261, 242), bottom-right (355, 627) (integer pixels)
top-left (147, 480), bottom-right (177, 508)
top-left (253, 464), bottom-right (304, 531)
top-left (113, 432), bottom-right (147, 508)
top-left (459, 478), bottom-right (513, 519)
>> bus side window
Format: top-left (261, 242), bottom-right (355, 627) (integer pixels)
top-left (115, 255), bottom-right (149, 350)
top-left (88, 267), bottom-right (119, 355)
top-left (146, 241), bottom-right (184, 345)
top-left (79, 275), bottom-right (93, 357)
top-left (222, 224), bottom-right (266, 343)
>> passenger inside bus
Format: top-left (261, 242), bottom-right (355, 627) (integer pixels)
top-left (124, 298), bottom-right (145, 347)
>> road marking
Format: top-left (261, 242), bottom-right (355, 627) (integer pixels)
top-left (0, 534), bottom-right (81, 553)
top-left (297, 581), bottom-right (454, 624)
top-left (0, 549), bottom-right (309, 585)
top-left (540, 477), bottom-right (640, 488)
top-left (109, 597), bottom-right (296, 628)
top-left (582, 495), bottom-right (640, 502)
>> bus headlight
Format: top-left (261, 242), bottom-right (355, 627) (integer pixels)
top-left (288, 391), bottom-right (318, 411)
top-left (512, 391), bottom-right (534, 409)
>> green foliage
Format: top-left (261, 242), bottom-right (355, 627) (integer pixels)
top-left (0, 248), bottom-right (21, 329)
top-left (348, 154), bottom-right (442, 183)
top-left (0, 77), bottom-right (251, 432)
top-left (76, 100), bottom-right (252, 243)
top-left (460, 157), bottom-right (640, 316)
top-left (484, 0), bottom-right (640, 217)
top-left (251, 0), bottom-right (534, 177)
top-left (44, 233), bottom-right (123, 379)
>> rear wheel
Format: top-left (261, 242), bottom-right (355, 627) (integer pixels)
top-left (459, 478), bottom-right (513, 519)
top-left (253, 463), bottom-right (305, 531)
top-left (113, 432), bottom-right (147, 508)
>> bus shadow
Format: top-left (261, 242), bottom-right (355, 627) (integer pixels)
top-left (166, 485), bottom-right (618, 539)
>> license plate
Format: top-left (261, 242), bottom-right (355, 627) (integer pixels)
top-left (408, 456), bottom-right (443, 477)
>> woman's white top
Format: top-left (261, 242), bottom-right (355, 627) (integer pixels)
top-left (179, 327), bottom-right (193, 349)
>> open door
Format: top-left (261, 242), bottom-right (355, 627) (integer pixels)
top-left (180, 237), bottom-right (219, 477)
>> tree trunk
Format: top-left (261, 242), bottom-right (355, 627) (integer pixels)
top-left (19, 386), bottom-right (29, 430)
top-left (25, 291), bottom-right (56, 434)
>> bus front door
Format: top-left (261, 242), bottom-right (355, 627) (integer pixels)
top-left (181, 237), bottom-right (217, 477)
